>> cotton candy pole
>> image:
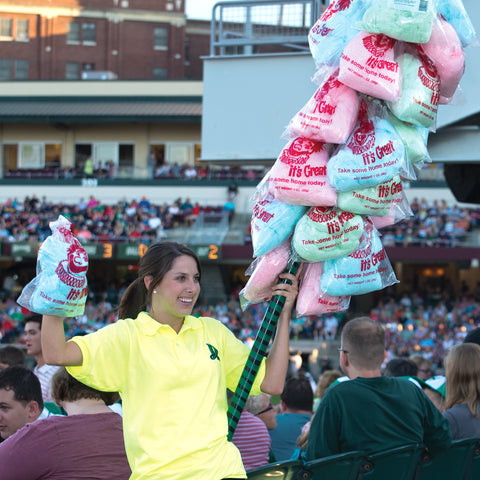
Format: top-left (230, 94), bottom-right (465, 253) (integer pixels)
top-left (227, 260), bottom-right (301, 440)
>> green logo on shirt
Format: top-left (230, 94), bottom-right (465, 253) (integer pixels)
top-left (207, 343), bottom-right (220, 361)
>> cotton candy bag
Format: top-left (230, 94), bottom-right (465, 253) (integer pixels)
top-left (296, 261), bottom-right (350, 316)
top-left (387, 48), bottom-right (440, 129)
top-left (321, 220), bottom-right (398, 296)
top-left (240, 241), bottom-right (290, 306)
top-left (337, 176), bottom-right (406, 217)
top-left (251, 193), bottom-right (307, 257)
top-left (292, 206), bottom-right (364, 262)
top-left (422, 15), bottom-right (465, 103)
top-left (327, 105), bottom-right (406, 192)
top-left (285, 71), bottom-right (360, 144)
top-left (339, 31), bottom-right (402, 101)
top-left (436, 0), bottom-right (477, 47)
top-left (309, 0), bottom-right (368, 67)
top-left (388, 113), bottom-right (430, 166)
top-left (17, 215), bottom-right (89, 317)
top-left (269, 137), bottom-right (336, 207)
top-left (360, 0), bottom-right (436, 44)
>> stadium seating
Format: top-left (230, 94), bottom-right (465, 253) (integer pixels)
top-left (245, 440), bottom-right (480, 480)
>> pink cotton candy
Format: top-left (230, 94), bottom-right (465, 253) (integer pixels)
top-left (269, 137), bottom-right (337, 207)
top-left (286, 72), bottom-right (360, 144)
top-left (296, 261), bottom-right (350, 316)
top-left (339, 32), bottom-right (402, 102)
top-left (422, 15), bottom-right (465, 101)
top-left (242, 242), bottom-right (290, 304)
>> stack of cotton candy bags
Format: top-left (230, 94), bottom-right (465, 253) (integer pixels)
top-left (17, 215), bottom-right (89, 317)
top-left (268, 137), bottom-right (337, 206)
top-left (285, 71), bottom-right (360, 145)
top-left (321, 221), bottom-right (398, 296)
top-left (296, 261), bottom-right (350, 316)
top-left (241, 242), bottom-right (290, 305)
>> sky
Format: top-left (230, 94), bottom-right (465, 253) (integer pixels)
top-left (185, 0), bottom-right (236, 20)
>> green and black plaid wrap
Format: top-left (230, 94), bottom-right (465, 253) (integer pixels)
top-left (227, 260), bottom-right (300, 440)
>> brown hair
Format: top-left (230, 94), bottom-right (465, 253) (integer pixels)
top-left (341, 317), bottom-right (385, 370)
top-left (316, 369), bottom-right (342, 399)
top-left (117, 241), bottom-right (201, 320)
top-left (445, 343), bottom-right (480, 417)
top-left (51, 367), bottom-right (120, 406)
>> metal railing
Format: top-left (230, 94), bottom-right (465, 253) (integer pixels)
top-left (210, 0), bottom-right (325, 56)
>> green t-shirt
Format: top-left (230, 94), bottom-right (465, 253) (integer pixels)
top-left (306, 376), bottom-right (451, 459)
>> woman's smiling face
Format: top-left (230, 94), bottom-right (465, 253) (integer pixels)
top-left (151, 255), bottom-right (201, 324)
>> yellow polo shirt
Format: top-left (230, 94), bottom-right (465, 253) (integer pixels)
top-left (66, 313), bottom-right (265, 480)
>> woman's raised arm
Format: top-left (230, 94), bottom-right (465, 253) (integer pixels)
top-left (42, 315), bottom-right (83, 366)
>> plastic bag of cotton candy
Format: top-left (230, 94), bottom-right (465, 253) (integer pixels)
top-left (17, 215), bottom-right (89, 317)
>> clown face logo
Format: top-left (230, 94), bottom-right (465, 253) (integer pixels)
top-left (347, 120), bottom-right (375, 155)
top-left (279, 137), bottom-right (324, 165)
top-left (67, 243), bottom-right (88, 274)
top-left (362, 34), bottom-right (395, 58)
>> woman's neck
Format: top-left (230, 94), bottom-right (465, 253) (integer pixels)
top-left (62, 398), bottom-right (112, 416)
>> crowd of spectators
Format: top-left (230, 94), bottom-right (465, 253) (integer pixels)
top-left (381, 198), bottom-right (479, 247)
top-left (1, 195), bottom-right (479, 248)
top-left (1, 274), bottom-right (479, 380)
top-left (0, 195), bottom-right (214, 244)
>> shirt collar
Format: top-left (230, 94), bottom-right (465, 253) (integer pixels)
top-left (138, 312), bottom-right (202, 336)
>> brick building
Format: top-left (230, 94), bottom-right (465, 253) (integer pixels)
top-left (0, 0), bottom-right (210, 80)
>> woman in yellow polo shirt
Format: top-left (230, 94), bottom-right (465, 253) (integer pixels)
top-left (42, 241), bottom-right (300, 480)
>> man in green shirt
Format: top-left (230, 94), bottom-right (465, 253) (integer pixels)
top-left (306, 317), bottom-right (451, 459)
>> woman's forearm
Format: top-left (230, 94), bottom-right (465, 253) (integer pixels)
top-left (42, 315), bottom-right (83, 366)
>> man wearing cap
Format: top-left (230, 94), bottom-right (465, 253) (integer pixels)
top-left (306, 317), bottom-right (451, 459)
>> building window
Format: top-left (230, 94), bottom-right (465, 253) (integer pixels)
top-left (14, 59), bottom-right (28, 79)
top-left (0, 59), bottom-right (12, 79)
top-left (0, 18), bottom-right (12, 38)
top-left (154, 27), bottom-right (168, 49)
top-left (153, 67), bottom-right (167, 80)
top-left (82, 23), bottom-right (96, 44)
top-left (67, 21), bottom-right (80, 43)
top-left (15, 19), bottom-right (28, 41)
top-left (66, 62), bottom-right (80, 79)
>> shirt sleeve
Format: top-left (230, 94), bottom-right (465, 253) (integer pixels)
top-left (442, 409), bottom-right (460, 440)
top-left (66, 320), bottom-right (130, 392)
top-left (220, 322), bottom-right (266, 396)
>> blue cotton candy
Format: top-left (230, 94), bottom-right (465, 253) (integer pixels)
top-left (17, 216), bottom-right (88, 317)
top-left (327, 116), bottom-right (405, 192)
top-left (251, 195), bottom-right (307, 257)
top-left (309, 0), bottom-right (367, 67)
top-left (436, 0), bottom-right (476, 47)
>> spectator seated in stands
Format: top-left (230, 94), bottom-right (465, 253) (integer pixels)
top-left (305, 317), bottom-right (452, 459)
top-left (383, 358), bottom-right (418, 377)
top-left (269, 375), bottom-right (313, 462)
top-left (229, 391), bottom-right (272, 471)
top-left (0, 367), bottom-right (131, 479)
top-left (443, 343), bottom-right (480, 440)
top-left (0, 366), bottom-right (52, 442)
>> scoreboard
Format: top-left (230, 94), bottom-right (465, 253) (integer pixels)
top-left (3, 242), bottom-right (222, 261)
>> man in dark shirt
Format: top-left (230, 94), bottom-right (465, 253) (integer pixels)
top-left (306, 317), bottom-right (451, 459)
